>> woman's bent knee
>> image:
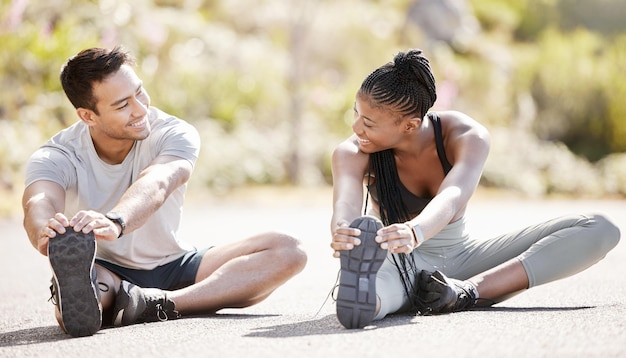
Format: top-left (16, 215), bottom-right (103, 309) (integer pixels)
top-left (586, 212), bottom-right (620, 253)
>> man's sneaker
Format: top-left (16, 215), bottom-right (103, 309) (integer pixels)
top-left (336, 216), bottom-right (386, 329)
top-left (414, 270), bottom-right (477, 314)
top-left (112, 280), bottom-right (180, 326)
top-left (48, 229), bottom-right (102, 337)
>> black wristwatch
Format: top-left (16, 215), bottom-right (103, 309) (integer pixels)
top-left (105, 212), bottom-right (126, 238)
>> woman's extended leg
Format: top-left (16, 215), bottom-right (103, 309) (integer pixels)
top-left (419, 212), bottom-right (620, 312)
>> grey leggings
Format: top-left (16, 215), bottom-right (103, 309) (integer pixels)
top-left (374, 212), bottom-right (620, 320)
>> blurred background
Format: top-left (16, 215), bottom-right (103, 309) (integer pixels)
top-left (1, 0), bottom-right (625, 216)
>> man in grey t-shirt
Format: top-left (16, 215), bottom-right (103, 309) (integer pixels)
top-left (22, 47), bottom-right (307, 337)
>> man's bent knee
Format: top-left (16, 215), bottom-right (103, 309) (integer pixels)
top-left (266, 231), bottom-right (308, 275)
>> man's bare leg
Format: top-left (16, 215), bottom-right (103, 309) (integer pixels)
top-left (102, 232), bottom-right (306, 325)
top-left (170, 232), bottom-right (307, 313)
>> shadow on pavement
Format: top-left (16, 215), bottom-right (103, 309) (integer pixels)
top-left (244, 305), bottom-right (597, 339)
top-left (244, 314), bottom-right (417, 338)
top-left (0, 326), bottom-right (66, 347)
top-left (471, 306), bottom-right (594, 312)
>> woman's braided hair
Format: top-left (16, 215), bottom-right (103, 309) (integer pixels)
top-left (359, 49), bottom-right (437, 312)
top-left (359, 49), bottom-right (437, 226)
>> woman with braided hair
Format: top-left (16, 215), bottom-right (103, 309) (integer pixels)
top-left (330, 49), bottom-right (620, 329)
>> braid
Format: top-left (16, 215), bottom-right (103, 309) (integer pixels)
top-left (370, 149), bottom-right (419, 313)
top-left (359, 49), bottom-right (436, 120)
top-left (363, 49), bottom-right (437, 224)
top-left (370, 150), bottom-right (410, 225)
top-left (362, 49), bottom-right (437, 314)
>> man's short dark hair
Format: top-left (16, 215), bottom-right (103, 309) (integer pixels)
top-left (60, 46), bottom-right (135, 113)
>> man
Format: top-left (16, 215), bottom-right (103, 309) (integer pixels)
top-left (22, 46), bottom-right (307, 337)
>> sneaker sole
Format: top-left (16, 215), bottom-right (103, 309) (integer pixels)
top-left (48, 230), bottom-right (101, 337)
top-left (336, 216), bottom-right (386, 329)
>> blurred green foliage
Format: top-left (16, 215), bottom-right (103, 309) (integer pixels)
top-left (1, 0), bottom-right (626, 210)
top-left (470, 0), bottom-right (626, 160)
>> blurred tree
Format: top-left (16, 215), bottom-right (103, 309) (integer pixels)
top-left (286, 1), bottom-right (314, 185)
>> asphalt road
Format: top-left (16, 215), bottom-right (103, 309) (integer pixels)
top-left (1, 187), bottom-right (624, 357)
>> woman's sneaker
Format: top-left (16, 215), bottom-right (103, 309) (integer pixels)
top-left (414, 270), bottom-right (478, 314)
top-left (112, 280), bottom-right (180, 326)
top-left (336, 216), bottom-right (386, 329)
top-left (48, 229), bottom-right (102, 337)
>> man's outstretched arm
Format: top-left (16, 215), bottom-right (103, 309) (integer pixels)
top-left (22, 180), bottom-right (67, 255)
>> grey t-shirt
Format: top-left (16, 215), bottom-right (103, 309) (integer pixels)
top-left (25, 107), bottom-right (200, 270)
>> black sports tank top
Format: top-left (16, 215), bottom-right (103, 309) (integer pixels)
top-left (366, 112), bottom-right (452, 216)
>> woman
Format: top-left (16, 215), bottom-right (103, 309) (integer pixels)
top-left (330, 49), bottom-right (620, 329)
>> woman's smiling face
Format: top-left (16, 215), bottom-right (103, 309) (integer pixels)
top-left (352, 93), bottom-right (407, 153)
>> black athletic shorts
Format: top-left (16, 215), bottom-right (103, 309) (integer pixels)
top-left (95, 247), bottom-right (211, 290)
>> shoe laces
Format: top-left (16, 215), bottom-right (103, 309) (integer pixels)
top-left (155, 302), bottom-right (169, 322)
top-left (143, 293), bottom-right (180, 322)
top-left (311, 269), bottom-right (341, 319)
top-left (48, 280), bottom-right (58, 306)
top-left (48, 278), bottom-right (109, 305)
top-left (99, 282), bottom-right (109, 292)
